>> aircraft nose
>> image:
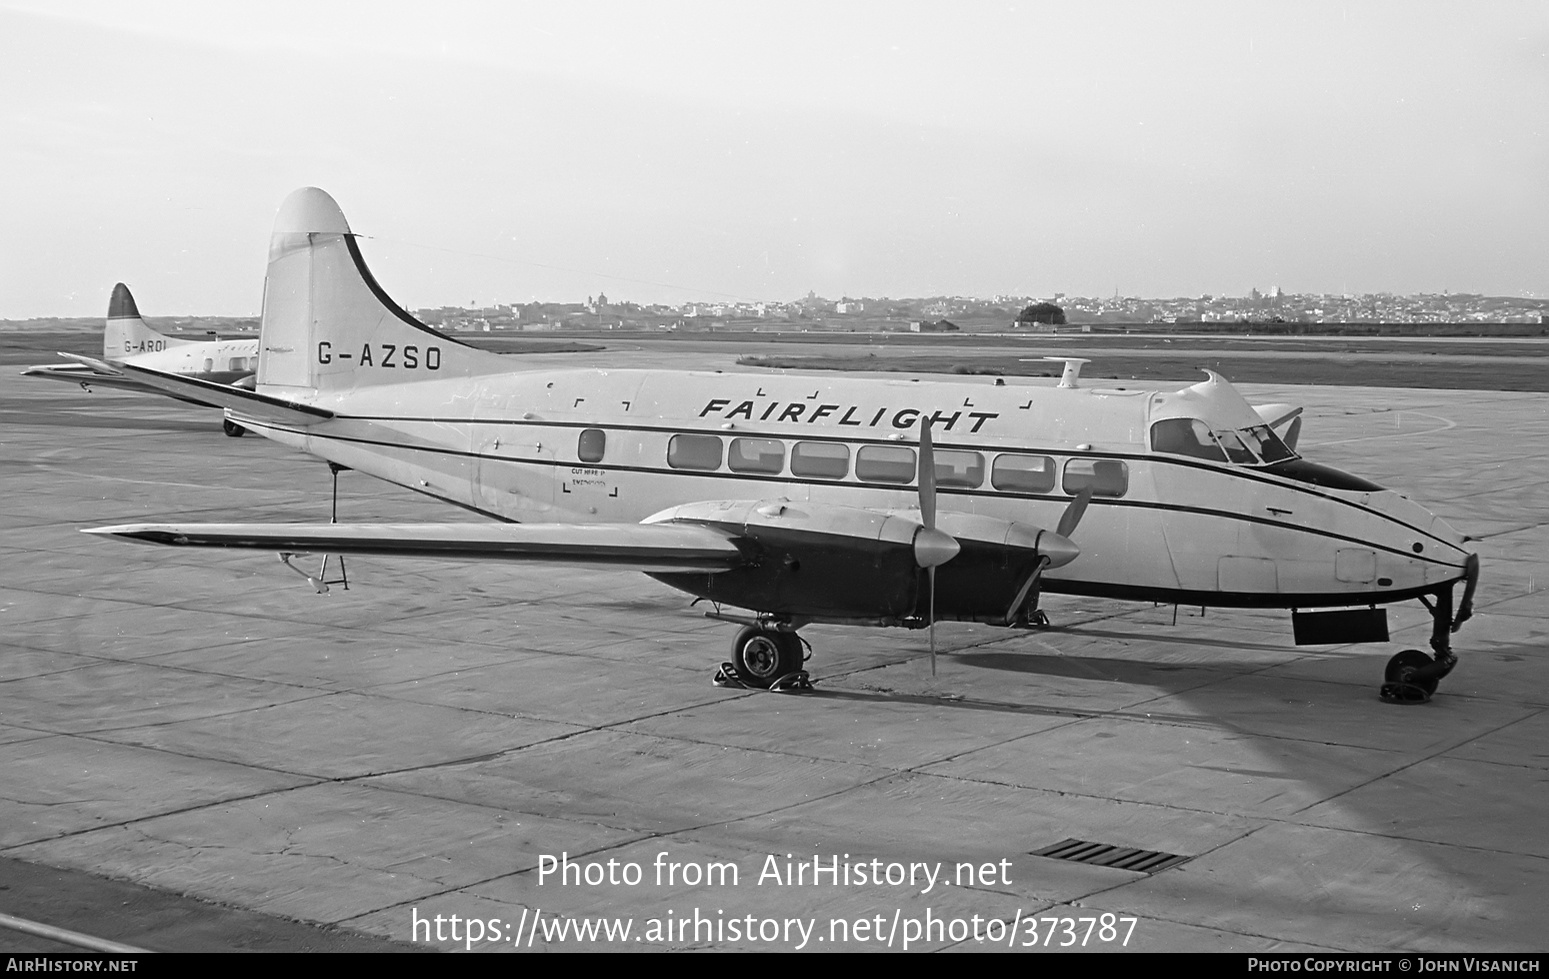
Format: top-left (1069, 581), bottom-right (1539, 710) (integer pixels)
top-left (1038, 530), bottom-right (1080, 569)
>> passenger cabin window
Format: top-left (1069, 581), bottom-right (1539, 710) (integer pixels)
top-left (991, 453), bottom-right (1056, 493)
top-left (667, 434), bottom-right (722, 471)
top-left (1150, 418), bottom-right (1228, 462)
top-left (855, 444), bottom-right (917, 484)
top-left (577, 428), bottom-right (606, 463)
top-left (728, 437), bottom-right (785, 474)
top-left (1064, 459), bottom-right (1128, 497)
top-left (790, 441), bottom-right (849, 478)
top-left (933, 449), bottom-right (984, 488)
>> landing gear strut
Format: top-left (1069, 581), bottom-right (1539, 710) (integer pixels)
top-left (716, 625), bottom-right (812, 691)
top-left (1379, 555), bottom-right (1478, 705)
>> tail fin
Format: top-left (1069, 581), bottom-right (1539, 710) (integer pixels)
top-left (103, 283), bottom-right (192, 361)
top-left (257, 187), bottom-right (508, 393)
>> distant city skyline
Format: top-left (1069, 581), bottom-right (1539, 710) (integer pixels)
top-left (3, 1), bottom-right (1547, 318)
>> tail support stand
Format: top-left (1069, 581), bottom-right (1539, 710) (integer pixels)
top-left (326, 462), bottom-right (350, 591)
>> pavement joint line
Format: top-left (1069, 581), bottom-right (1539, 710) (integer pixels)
top-left (904, 764), bottom-right (1283, 823)
top-left (3, 654), bottom-right (356, 696)
top-left (17, 689), bottom-right (340, 740)
top-left (0, 779), bottom-right (329, 856)
top-left (1285, 704), bottom-right (1549, 818)
top-left (1271, 816), bottom-right (1549, 864)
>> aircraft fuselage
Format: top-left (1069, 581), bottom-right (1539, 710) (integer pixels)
top-left (239, 364), bottom-right (1472, 617)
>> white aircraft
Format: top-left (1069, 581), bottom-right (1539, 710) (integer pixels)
top-left (22, 283), bottom-right (260, 436)
top-left (83, 188), bottom-right (1479, 703)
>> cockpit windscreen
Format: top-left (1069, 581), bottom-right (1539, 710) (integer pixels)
top-left (1150, 418), bottom-right (1298, 466)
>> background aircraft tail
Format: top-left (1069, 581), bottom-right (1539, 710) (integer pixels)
top-left (257, 187), bottom-right (508, 393)
top-left (103, 283), bottom-right (191, 361)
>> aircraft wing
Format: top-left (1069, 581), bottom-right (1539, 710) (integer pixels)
top-left (83, 521), bottom-right (747, 573)
top-left (58, 355), bottom-right (332, 425)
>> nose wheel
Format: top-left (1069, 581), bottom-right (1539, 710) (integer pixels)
top-left (1380, 649), bottom-right (1441, 704)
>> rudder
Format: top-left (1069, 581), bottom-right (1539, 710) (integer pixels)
top-left (103, 283), bottom-right (191, 361)
top-left (257, 187), bottom-right (508, 393)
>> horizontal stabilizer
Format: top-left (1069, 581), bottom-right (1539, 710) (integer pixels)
top-left (1252, 402), bottom-right (1303, 429)
top-left (22, 362), bottom-right (115, 380)
top-left (83, 522), bottom-right (747, 573)
top-left (22, 360), bottom-right (214, 405)
top-left (59, 355), bottom-right (332, 424)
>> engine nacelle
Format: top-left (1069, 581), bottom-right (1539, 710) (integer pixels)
top-left (644, 500), bottom-right (1062, 624)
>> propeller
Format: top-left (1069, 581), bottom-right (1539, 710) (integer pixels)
top-left (1057, 487), bottom-right (1092, 539)
top-left (1003, 488), bottom-right (1088, 624)
top-left (914, 415), bottom-right (961, 675)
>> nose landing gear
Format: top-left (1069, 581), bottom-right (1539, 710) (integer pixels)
top-left (1379, 555), bottom-right (1478, 705)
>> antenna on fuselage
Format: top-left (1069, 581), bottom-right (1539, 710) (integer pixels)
top-left (1044, 357), bottom-right (1090, 388)
top-left (1018, 356), bottom-right (1091, 388)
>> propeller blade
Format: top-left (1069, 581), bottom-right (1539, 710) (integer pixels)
top-left (1004, 555), bottom-right (1051, 623)
top-left (920, 411), bottom-right (951, 675)
top-left (1056, 487), bottom-right (1093, 539)
top-left (928, 565), bottom-right (937, 676)
top-left (912, 413), bottom-right (960, 569)
top-left (918, 415), bottom-right (937, 531)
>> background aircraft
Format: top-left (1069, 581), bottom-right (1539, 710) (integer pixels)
top-left (22, 283), bottom-right (260, 436)
top-left (83, 188), bottom-right (1478, 703)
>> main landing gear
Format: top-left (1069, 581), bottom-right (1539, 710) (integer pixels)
top-left (223, 419), bottom-right (246, 437)
top-left (1379, 555), bottom-right (1479, 705)
top-left (715, 624), bottom-right (813, 692)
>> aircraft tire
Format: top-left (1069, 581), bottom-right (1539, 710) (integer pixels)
top-left (1380, 648), bottom-right (1439, 703)
top-left (223, 419), bottom-right (246, 438)
top-left (732, 627), bottom-right (803, 688)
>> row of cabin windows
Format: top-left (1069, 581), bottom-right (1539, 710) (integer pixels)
top-left (575, 428), bottom-right (1129, 497)
top-left (201, 357), bottom-right (255, 373)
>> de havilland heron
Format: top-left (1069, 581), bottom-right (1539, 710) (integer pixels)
top-left (80, 187), bottom-right (1479, 703)
top-left (23, 284), bottom-right (261, 436)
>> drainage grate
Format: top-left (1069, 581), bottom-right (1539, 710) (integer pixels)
top-left (1030, 838), bottom-right (1191, 874)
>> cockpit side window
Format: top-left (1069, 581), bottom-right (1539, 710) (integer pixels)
top-left (1150, 418), bottom-right (1227, 462)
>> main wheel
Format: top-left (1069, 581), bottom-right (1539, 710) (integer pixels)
top-left (1381, 648), bottom-right (1439, 703)
top-left (731, 627), bottom-right (803, 688)
top-left (223, 419), bottom-right (246, 438)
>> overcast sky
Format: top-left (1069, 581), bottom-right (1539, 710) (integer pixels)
top-left (2, 1), bottom-right (1546, 317)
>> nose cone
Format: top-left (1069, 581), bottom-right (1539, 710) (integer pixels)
top-left (1038, 530), bottom-right (1080, 569)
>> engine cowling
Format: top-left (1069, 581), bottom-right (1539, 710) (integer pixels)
top-left (644, 500), bottom-right (1076, 625)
